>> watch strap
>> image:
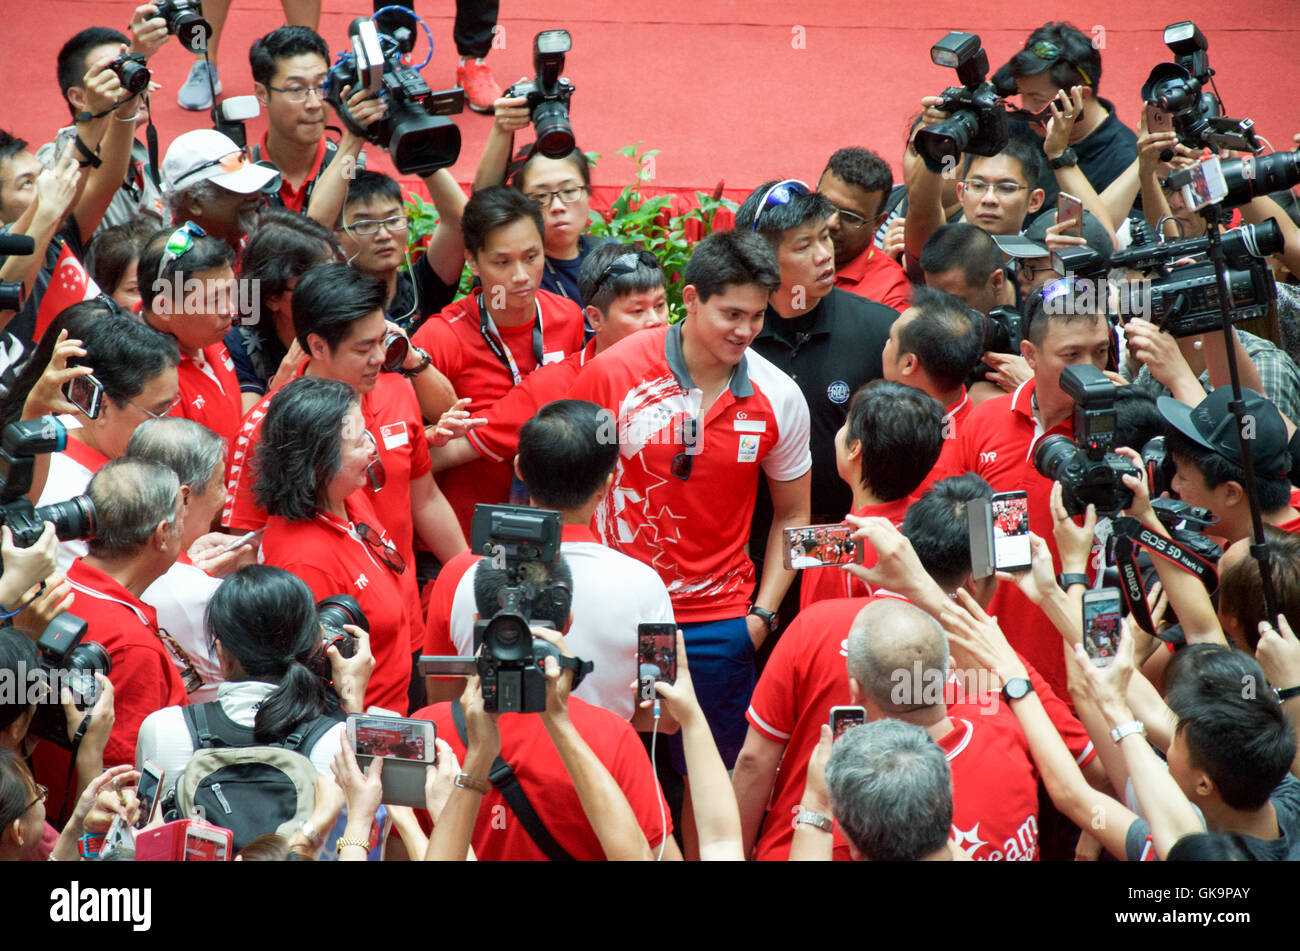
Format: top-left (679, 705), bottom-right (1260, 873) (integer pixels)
top-left (1057, 573), bottom-right (1090, 590)
top-left (398, 346), bottom-right (432, 378)
top-left (794, 809), bottom-right (833, 832)
top-left (1110, 720), bottom-right (1146, 744)
top-left (1276, 685), bottom-right (1300, 702)
top-left (1048, 147), bottom-right (1077, 170)
top-left (454, 771), bottom-right (489, 795)
top-left (1001, 678), bottom-right (1034, 702)
top-left (748, 605), bottom-right (778, 634)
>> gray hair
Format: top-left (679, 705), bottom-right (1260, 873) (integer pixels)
top-left (846, 598), bottom-right (949, 715)
top-left (166, 179), bottom-right (222, 217)
top-left (126, 418), bottom-right (226, 496)
top-left (826, 719), bottom-right (953, 861)
top-left (87, 458), bottom-right (181, 558)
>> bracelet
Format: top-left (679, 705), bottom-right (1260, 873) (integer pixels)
top-left (1109, 720), bottom-right (1146, 744)
top-left (115, 109), bottom-right (142, 122)
top-left (794, 809), bottom-right (833, 833)
top-left (335, 836), bottom-right (370, 854)
top-left (1276, 685), bottom-right (1300, 702)
top-left (454, 772), bottom-right (489, 794)
top-left (298, 819), bottom-right (320, 847)
top-left (398, 347), bottom-right (432, 379)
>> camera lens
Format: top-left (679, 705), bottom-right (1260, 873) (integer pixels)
top-left (113, 57), bottom-right (151, 95)
top-left (316, 594), bottom-right (369, 635)
top-left (35, 495), bottom-right (96, 544)
top-left (914, 112), bottom-right (981, 174)
top-left (171, 11), bottom-right (211, 53)
top-left (531, 101), bottom-right (575, 159)
top-left (389, 113), bottom-right (461, 176)
top-left (484, 615), bottom-right (531, 663)
top-left (1032, 434), bottom-right (1077, 484)
top-left (381, 332), bottom-right (409, 373)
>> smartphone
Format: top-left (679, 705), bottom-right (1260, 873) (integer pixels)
top-left (1180, 157), bottom-right (1228, 212)
top-left (782, 523), bottom-right (865, 570)
top-left (1082, 588), bottom-right (1123, 667)
top-left (990, 491), bottom-right (1031, 573)
top-left (637, 622), bottom-right (677, 702)
top-left (1056, 192), bottom-right (1084, 239)
top-left (182, 821), bottom-right (232, 861)
top-left (51, 128), bottom-right (78, 167)
top-left (829, 705), bottom-right (867, 740)
top-left (1144, 103), bottom-right (1174, 135)
top-left (102, 814), bottom-right (135, 856)
top-left (134, 760), bottom-right (164, 830)
top-left (347, 713), bottom-right (437, 809)
top-left (63, 373), bottom-right (104, 419)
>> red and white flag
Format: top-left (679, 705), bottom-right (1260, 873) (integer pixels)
top-left (36, 243), bottom-right (101, 340)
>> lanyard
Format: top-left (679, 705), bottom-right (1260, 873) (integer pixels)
top-left (477, 292), bottom-right (544, 386)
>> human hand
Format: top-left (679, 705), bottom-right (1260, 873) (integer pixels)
top-left (129, 4), bottom-right (168, 60)
top-left (63, 672), bottom-right (115, 755)
top-left (12, 573), bottom-right (75, 639)
top-left (82, 768), bottom-right (141, 834)
top-left (918, 95), bottom-right (951, 129)
top-left (1070, 619), bottom-right (1138, 727)
top-left (188, 531), bottom-right (260, 577)
top-left (1042, 216), bottom-right (1088, 253)
top-left (22, 330), bottom-right (92, 420)
top-left (801, 724), bottom-right (833, 813)
top-left (460, 674), bottom-right (501, 766)
top-left (842, 515), bottom-right (944, 612)
top-left (1124, 317), bottom-right (1195, 392)
top-left (268, 339), bottom-right (309, 392)
top-left (425, 397), bottom-right (487, 448)
top-left (880, 216), bottom-right (905, 260)
top-left (68, 764), bottom-right (137, 836)
top-left (982, 352), bottom-right (1033, 393)
top-left (338, 84), bottom-right (388, 131)
top-left (423, 738), bottom-right (460, 822)
top-left (1000, 531), bottom-right (1061, 607)
top-left (634, 632), bottom-right (704, 728)
top-left (327, 624), bottom-right (374, 714)
top-left (331, 741), bottom-right (383, 820)
top-left (1050, 482), bottom-right (1097, 574)
top-left (1257, 615), bottom-right (1300, 694)
top-left (33, 147), bottom-right (82, 227)
top-left (1, 522), bottom-right (59, 599)
top-left (1137, 129), bottom-right (1179, 176)
top-left (534, 626), bottom-right (577, 719)
top-left (492, 90), bottom-right (531, 135)
top-left (940, 588), bottom-right (1028, 685)
top-left (82, 45), bottom-right (127, 116)
top-left (310, 772), bottom-right (346, 829)
top-left (1114, 446), bottom-right (1155, 524)
top-left (1043, 86), bottom-right (1085, 159)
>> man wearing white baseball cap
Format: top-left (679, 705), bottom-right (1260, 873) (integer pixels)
top-left (162, 128), bottom-right (279, 249)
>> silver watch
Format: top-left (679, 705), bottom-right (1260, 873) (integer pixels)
top-left (794, 809), bottom-right (833, 832)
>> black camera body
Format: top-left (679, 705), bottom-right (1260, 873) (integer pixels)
top-left (504, 30), bottom-right (577, 160)
top-left (317, 594), bottom-right (368, 659)
top-left (324, 13), bottom-right (463, 175)
top-left (153, 0), bottom-right (211, 53)
top-left (0, 417), bottom-right (96, 548)
top-left (108, 52), bottom-right (150, 95)
top-left (1033, 365), bottom-right (1139, 517)
top-left (28, 614), bottom-right (111, 749)
top-left (914, 32), bottom-right (1008, 175)
top-left (983, 305), bottom-right (1022, 355)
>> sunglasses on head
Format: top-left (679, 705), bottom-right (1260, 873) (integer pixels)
top-left (751, 179), bottom-right (811, 232)
top-left (590, 250), bottom-right (662, 299)
top-left (155, 221), bottom-right (206, 291)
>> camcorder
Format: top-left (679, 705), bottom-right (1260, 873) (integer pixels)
top-left (108, 52), bottom-right (150, 95)
top-left (0, 416), bottom-right (96, 548)
top-left (914, 32), bottom-right (1008, 174)
top-left (28, 614), bottom-right (110, 749)
top-left (153, 0), bottom-right (211, 54)
top-left (504, 30), bottom-right (577, 160)
top-left (420, 504), bottom-right (590, 714)
top-left (324, 11), bottom-right (464, 175)
top-left (1032, 365), bottom-right (1140, 517)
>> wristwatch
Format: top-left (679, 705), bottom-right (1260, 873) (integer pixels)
top-left (794, 809), bottom-right (833, 832)
top-left (1275, 685), bottom-right (1300, 702)
top-left (1057, 572), bottom-right (1089, 591)
top-left (1001, 678), bottom-right (1034, 703)
top-left (748, 605), bottom-right (779, 635)
top-left (399, 346), bottom-right (432, 378)
top-left (1048, 147), bottom-right (1078, 170)
top-left (1110, 720), bottom-right (1146, 743)
top-left (454, 772), bottom-right (489, 794)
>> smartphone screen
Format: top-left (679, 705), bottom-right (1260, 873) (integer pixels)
top-left (64, 374), bottom-right (103, 419)
top-left (637, 623), bottom-right (677, 702)
top-left (1082, 588), bottom-right (1123, 667)
top-left (783, 523), bottom-right (862, 570)
top-left (348, 714), bottom-right (435, 762)
top-left (830, 705), bottom-right (867, 740)
top-left (991, 491), bottom-right (1031, 573)
top-left (135, 761), bottom-right (164, 830)
top-left (1056, 192), bottom-right (1084, 238)
top-left (183, 828), bottom-right (228, 861)
top-left (1180, 157), bottom-right (1228, 212)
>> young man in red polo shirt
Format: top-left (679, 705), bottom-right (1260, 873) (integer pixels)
top-left (566, 230), bottom-right (811, 767)
top-left (817, 147), bottom-right (912, 312)
top-left (32, 459), bottom-right (188, 822)
top-left (413, 186), bottom-right (586, 538)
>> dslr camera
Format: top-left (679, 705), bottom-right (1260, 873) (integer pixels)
top-left (108, 52), bottom-right (150, 95)
top-left (28, 614), bottom-right (111, 749)
top-left (317, 594), bottom-right (368, 659)
top-left (1033, 365), bottom-right (1140, 517)
top-left (504, 30), bottom-right (577, 160)
top-left (0, 416), bottom-right (96, 548)
top-left (914, 31), bottom-right (1008, 175)
top-left (153, 0), bottom-right (211, 53)
top-left (324, 12), bottom-right (464, 175)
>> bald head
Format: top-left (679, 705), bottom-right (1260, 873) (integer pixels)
top-left (847, 599), bottom-right (949, 714)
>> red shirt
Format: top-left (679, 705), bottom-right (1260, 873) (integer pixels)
top-left (1277, 488), bottom-right (1300, 532)
top-left (422, 549), bottom-right (478, 656)
top-left (260, 493), bottom-right (413, 714)
top-left (567, 323), bottom-right (812, 622)
top-left (799, 496), bottom-right (915, 611)
top-left (414, 290), bottom-right (585, 537)
top-left (411, 696), bottom-right (671, 860)
top-left (33, 558), bottom-right (187, 822)
top-left (834, 244), bottom-right (912, 313)
top-left (914, 387), bottom-right (974, 498)
top-left (258, 132), bottom-right (328, 214)
top-left (172, 344), bottom-right (243, 455)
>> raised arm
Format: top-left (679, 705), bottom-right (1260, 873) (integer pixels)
top-left (903, 97), bottom-right (953, 265)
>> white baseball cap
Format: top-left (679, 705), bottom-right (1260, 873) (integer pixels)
top-left (162, 129), bottom-right (279, 195)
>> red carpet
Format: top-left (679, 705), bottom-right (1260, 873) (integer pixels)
top-left (3, 1), bottom-right (1295, 209)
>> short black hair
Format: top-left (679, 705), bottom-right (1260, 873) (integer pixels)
top-left (1113, 388), bottom-right (1165, 454)
top-left (139, 226), bottom-right (236, 317)
top-left (843, 381), bottom-right (944, 501)
top-left (822, 148), bottom-right (893, 198)
top-left (342, 170), bottom-right (404, 224)
top-left (70, 303), bottom-right (181, 409)
top-left (898, 286), bottom-right (984, 391)
top-left (473, 555), bottom-right (574, 632)
top-left (920, 223), bottom-right (1003, 288)
top-left (1219, 527), bottom-right (1300, 651)
top-left (510, 146), bottom-right (591, 192)
top-left (963, 135), bottom-right (1048, 192)
top-left (517, 400), bottom-right (619, 510)
top-left (291, 262), bottom-right (387, 352)
top-left (57, 27), bottom-right (130, 117)
top-left (249, 25), bottom-right (329, 87)
top-left (240, 209), bottom-right (341, 336)
top-left (902, 474), bottom-right (994, 589)
top-left (682, 230), bottom-right (780, 304)
top-left (1165, 644), bottom-right (1296, 811)
top-left (1022, 278), bottom-right (1106, 346)
top-left (1165, 429), bottom-right (1293, 512)
top-left (254, 376), bottom-right (358, 521)
top-left (0, 630), bottom-right (39, 733)
top-left (85, 218), bottom-right (155, 297)
top-left (995, 22), bottom-right (1103, 95)
top-left (461, 186), bottom-right (544, 257)
top-left (577, 242), bottom-right (665, 314)
top-left (734, 180), bottom-right (835, 253)
top-left (0, 129), bottom-right (29, 169)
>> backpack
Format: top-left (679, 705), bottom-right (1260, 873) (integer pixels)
top-left (164, 702), bottom-right (339, 852)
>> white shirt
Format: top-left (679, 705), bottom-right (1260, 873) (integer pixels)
top-left (141, 559), bottom-right (224, 704)
top-left (449, 533), bottom-right (676, 720)
top-left (38, 450), bottom-right (94, 574)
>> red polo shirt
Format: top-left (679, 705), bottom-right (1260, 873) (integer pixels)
top-left (798, 496), bottom-right (915, 611)
top-left (834, 244), bottom-right (912, 313)
top-left (914, 386), bottom-right (974, 497)
top-left (567, 323), bottom-right (812, 623)
top-left (258, 133), bottom-right (329, 214)
top-left (172, 344), bottom-right (243, 455)
top-left (32, 558), bottom-right (187, 822)
top-left (422, 548), bottom-right (478, 657)
top-left (261, 492), bottom-right (412, 714)
top-left (413, 290), bottom-right (585, 537)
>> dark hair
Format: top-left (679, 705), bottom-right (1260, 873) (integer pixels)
top-left (843, 381), bottom-right (944, 501)
top-left (1, 298), bottom-right (122, 426)
top-left (903, 474), bottom-right (995, 588)
top-left (1113, 388), bottom-right (1165, 453)
top-left (1166, 831), bottom-right (1255, 861)
top-left (139, 226), bottom-right (236, 317)
top-left (291, 262), bottom-right (387, 352)
top-left (0, 746), bottom-right (37, 831)
top-left (249, 25), bottom-right (329, 87)
top-left (342, 169), bottom-right (404, 224)
top-left (68, 302), bottom-right (181, 409)
top-left (822, 148), bottom-right (893, 199)
top-left (1022, 279), bottom-right (1105, 346)
top-left (1165, 644), bottom-right (1296, 811)
top-left (897, 286), bottom-right (984, 390)
top-left (240, 209), bottom-right (340, 338)
top-left (472, 554), bottom-right (574, 631)
top-left (682, 230), bottom-right (781, 303)
top-left (577, 241), bottom-right (665, 314)
top-left (0, 129), bottom-right (30, 171)
top-left (517, 400), bottom-right (619, 510)
top-left (207, 565), bottom-right (327, 744)
top-left (1218, 527), bottom-right (1300, 650)
top-left (919, 222), bottom-right (1003, 288)
top-left (237, 833), bottom-right (299, 861)
top-left (511, 146), bottom-right (591, 192)
top-left (0, 631), bottom-right (39, 734)
top-left (1164, 429), bottom-right (1292, 512)
top-left (461, 186), bottom-right (544, 257)
top-left (734, 180), bottom-right (836, 252)
top-left (57, 27), bottom-right (130, 117)
top-left (254, 376), bottom-right (358, 521)
top-left (963, 135), bottom-right (1049, 192)
top-left (996, 22), bottom-right (1103, 94)
top-left (86, 458), bottom-right (181, 558)
top-left (85, 219), bottom-right (155, 297)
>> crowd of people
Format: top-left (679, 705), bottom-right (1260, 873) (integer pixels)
top-left (2, 6), bottom-right (1300, 866)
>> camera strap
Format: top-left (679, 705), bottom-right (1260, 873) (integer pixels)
top-left (1109, 516), bottom-right (1219, 634)
top-left (450, 699), bottom-right (576, 861)
top-left (477, 292), bottom-right (544, 386)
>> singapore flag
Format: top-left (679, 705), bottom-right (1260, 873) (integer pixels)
top-left (36, 244), bottom-right (101, 340)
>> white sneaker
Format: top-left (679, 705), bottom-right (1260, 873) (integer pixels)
top-left (178, 60), bottom-right (221, 111)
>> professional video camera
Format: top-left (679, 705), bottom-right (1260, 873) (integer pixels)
top-left (27, 614), bottom-right (110, 749)
top-left (324, 10), bottom-right (464, 175)
top-left (1033, 365), bottom-right (1140, 517)
top-left (914, 32), bottom-right (1008, 175)
top-left (420, 504), bottom-right (590, 714)
top-left (0, 416), bottom-right (96, 548)
top-left (153, 0), bottom-right (211, 53)
top-left (504, 30), bottom-right (577, 160)
top-left (108, 52), bottom-right (150, 95)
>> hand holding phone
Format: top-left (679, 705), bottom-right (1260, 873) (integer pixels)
top-left (346, 714), bottom-right (437, 808)
top-left (1056, 192), bottom-right (1084, 239)
top-left (783, 523), bottom-right (865, 570)
top-left (637, 623), bottom-right (677, 702)
top-left (63, 373), bottom-right (104, 419)
top-left (1082, 588), bottom-right (1123, 667)
top-left (829, 705), bottom-right (866, 739)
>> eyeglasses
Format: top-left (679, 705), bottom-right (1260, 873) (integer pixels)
top-left (357, 522), bottom-right (406, 574)
top-left (345, 214), bottom-right (409, 237)
top-left (1024, 39), bottom-right (1092, 86)
top-left (25, 784), bottom-right (48, 813)
top-left (267, 83), bottom-right (328, 103)
top-left (752, 179), bottom-right (811, 232)
top-left (363, 429), bottom-right (386, 492)
top-left (173, 150), bottom-right (248, 189)
top-left (589, 250), bottom-right (662, 299)
top-left (1015, 259), bottom-right (1059, 282)
top-left (670, 416), bottom-right (700, 482)
top-left (129, 393), bottom-right (182, 420)
top-left (960, 179), bottom-right (1030, 198)
top-left (155, 221), bottom-right (206, 291)
top-left (830, 206), bottom-right (872, 231)
top-left (525, 185), bottom-right (587, 207)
